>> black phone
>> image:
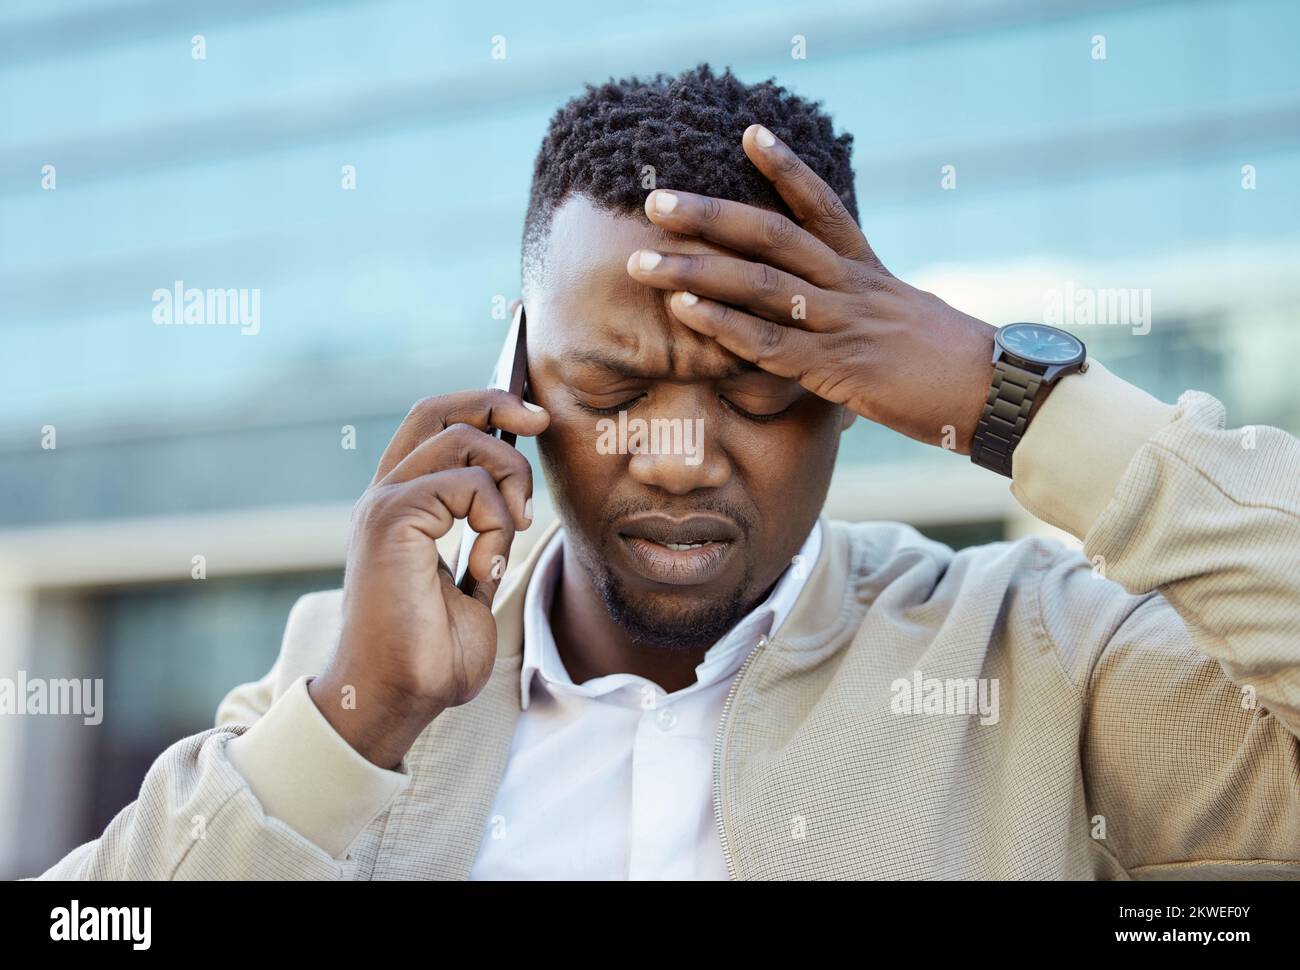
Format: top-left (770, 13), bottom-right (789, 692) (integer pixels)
top-left (453, 303), bottom-right (530, 597)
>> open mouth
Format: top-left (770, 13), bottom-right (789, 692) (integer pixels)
top-left (615, 513), bottom-right (742, 585)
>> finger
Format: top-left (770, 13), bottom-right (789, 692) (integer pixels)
top-left (374, 389), bottom-right (549, 484)
top-left (626, 248), bottom-right (838, 331)
top-left (438, 562), bottom-right (498, 614)
top-left (380, 423), bottom-right (535, 530)
top-left (666, 290), bottom-right (814, 380)
top-left (741, 124), bottom-right (882, 270)
top-left (388, 465), bottom-right (516, 587)
top-left (643, 189), bottom-right (846, 290)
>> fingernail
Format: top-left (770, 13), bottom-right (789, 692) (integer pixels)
top-left (653, 191), bottom-right (678, 215)
top-left (523, 497), bottom-right (534, 523)
top-left (637, 250), bottom-right (662, 271)
top-left (678, 291), bottom-right (699, 306)
top-left (523, 400), bottom-right (544, 412)
top-left (755, 125), bottom-right (776, 148)
top-left (490, 554), bottom-right (506, 581)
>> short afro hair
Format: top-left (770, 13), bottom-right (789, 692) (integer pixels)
top-left (521, 63), bottom-right (857, 293)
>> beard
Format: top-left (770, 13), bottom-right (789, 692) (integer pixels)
top-left (586, 542), bottom-right (756, 650)
top-left (566, 495), bottom-right (762, 651)
top-left (537, 438), bottom-right (772, 651)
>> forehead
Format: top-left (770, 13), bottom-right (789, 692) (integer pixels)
top-left (528, 193), bottom-right (753, 381)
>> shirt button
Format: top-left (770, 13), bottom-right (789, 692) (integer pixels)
top-left (656, 707), bottom-right (678, 731)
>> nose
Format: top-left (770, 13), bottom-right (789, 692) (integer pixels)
top-left (624, 406), bottom-right (731, 496)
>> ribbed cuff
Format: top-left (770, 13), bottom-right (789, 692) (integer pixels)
top-left (1011, 357), bottom-right (1178, 538)
top-left (225, 674), bottom-right (410, 859)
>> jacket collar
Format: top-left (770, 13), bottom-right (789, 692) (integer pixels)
top-left (770, 514), bottom-right (847, 648)
top-left (491, 518), bottom-right (562, 661)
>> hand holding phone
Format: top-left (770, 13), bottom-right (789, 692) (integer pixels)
top-left (307, 304), bottom-right (543, 768)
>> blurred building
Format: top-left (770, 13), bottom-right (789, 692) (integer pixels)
top-left (2, 0), bottom-right (1298, 877)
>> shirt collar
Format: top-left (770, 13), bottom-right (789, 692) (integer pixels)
top-left (519, 521), bottom-right (822, 709)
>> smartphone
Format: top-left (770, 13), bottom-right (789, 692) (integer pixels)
top-left (453, 302), bottom-right (530, 597)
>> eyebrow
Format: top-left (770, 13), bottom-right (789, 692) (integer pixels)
top-left (565, 348), bottom-right (762, 381)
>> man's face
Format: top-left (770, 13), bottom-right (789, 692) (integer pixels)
top-left (527, 194), bottom-right (850, 647)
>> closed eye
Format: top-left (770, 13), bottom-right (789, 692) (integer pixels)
top-left (574, 393), bottom-right (645, 416)
top-left (720, 395), bottom-right (793, 423)
top-left (575, 393), bottom-right (792, 421)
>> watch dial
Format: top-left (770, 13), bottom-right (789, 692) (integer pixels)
top-left (1001, 325), bottom-right (1083, 364)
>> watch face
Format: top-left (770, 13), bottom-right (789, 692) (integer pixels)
top-left (998, 324), bottom-right (1084, 365)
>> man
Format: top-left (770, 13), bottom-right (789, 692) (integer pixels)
top-left (38, 65), bottom-right (1299, 880)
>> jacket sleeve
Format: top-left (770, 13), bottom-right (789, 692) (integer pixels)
top-left (32, 594), bottom-right (408, 879)
top-left (1013, 360), bottom-right (1300, 875)
top-left (33, 724), bottom-right (353, 880)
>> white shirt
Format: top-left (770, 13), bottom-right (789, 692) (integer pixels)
top-left (468, 521), bottom-right (821, 880)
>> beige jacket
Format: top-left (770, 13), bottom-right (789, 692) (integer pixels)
top-left (35, 361), bottom-right (1300, 879)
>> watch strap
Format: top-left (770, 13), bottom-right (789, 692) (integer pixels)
top-left (970, 361), bottom-right (1043, 478)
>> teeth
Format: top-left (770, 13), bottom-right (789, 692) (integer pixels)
top-left (662, 541), bottom-right (706, 551)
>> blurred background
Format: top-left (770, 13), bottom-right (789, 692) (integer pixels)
top-left (3, 0), bottom-right (1298, 878)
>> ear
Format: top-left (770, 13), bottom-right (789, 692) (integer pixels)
top-left (839, 406), bottom-right (857, 432)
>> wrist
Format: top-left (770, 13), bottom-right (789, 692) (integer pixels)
top-left (956, 313), bottom-right (997, 454)
top-left (849, 293), bottom-right (996, 453)
top-left (969, 322), bottom-right (1088, 476)
top-left (307, 670), bottom-right (437, 769)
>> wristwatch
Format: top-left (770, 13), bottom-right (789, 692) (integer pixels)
top-left (970, 323), bottom-right (1087, 477)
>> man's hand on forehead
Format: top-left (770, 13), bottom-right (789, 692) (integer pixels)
top-left (624, 123), bottom-right (1000, 455)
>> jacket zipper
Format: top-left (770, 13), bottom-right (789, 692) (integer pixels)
top-left (711, 634), bottom-right (770, 880)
